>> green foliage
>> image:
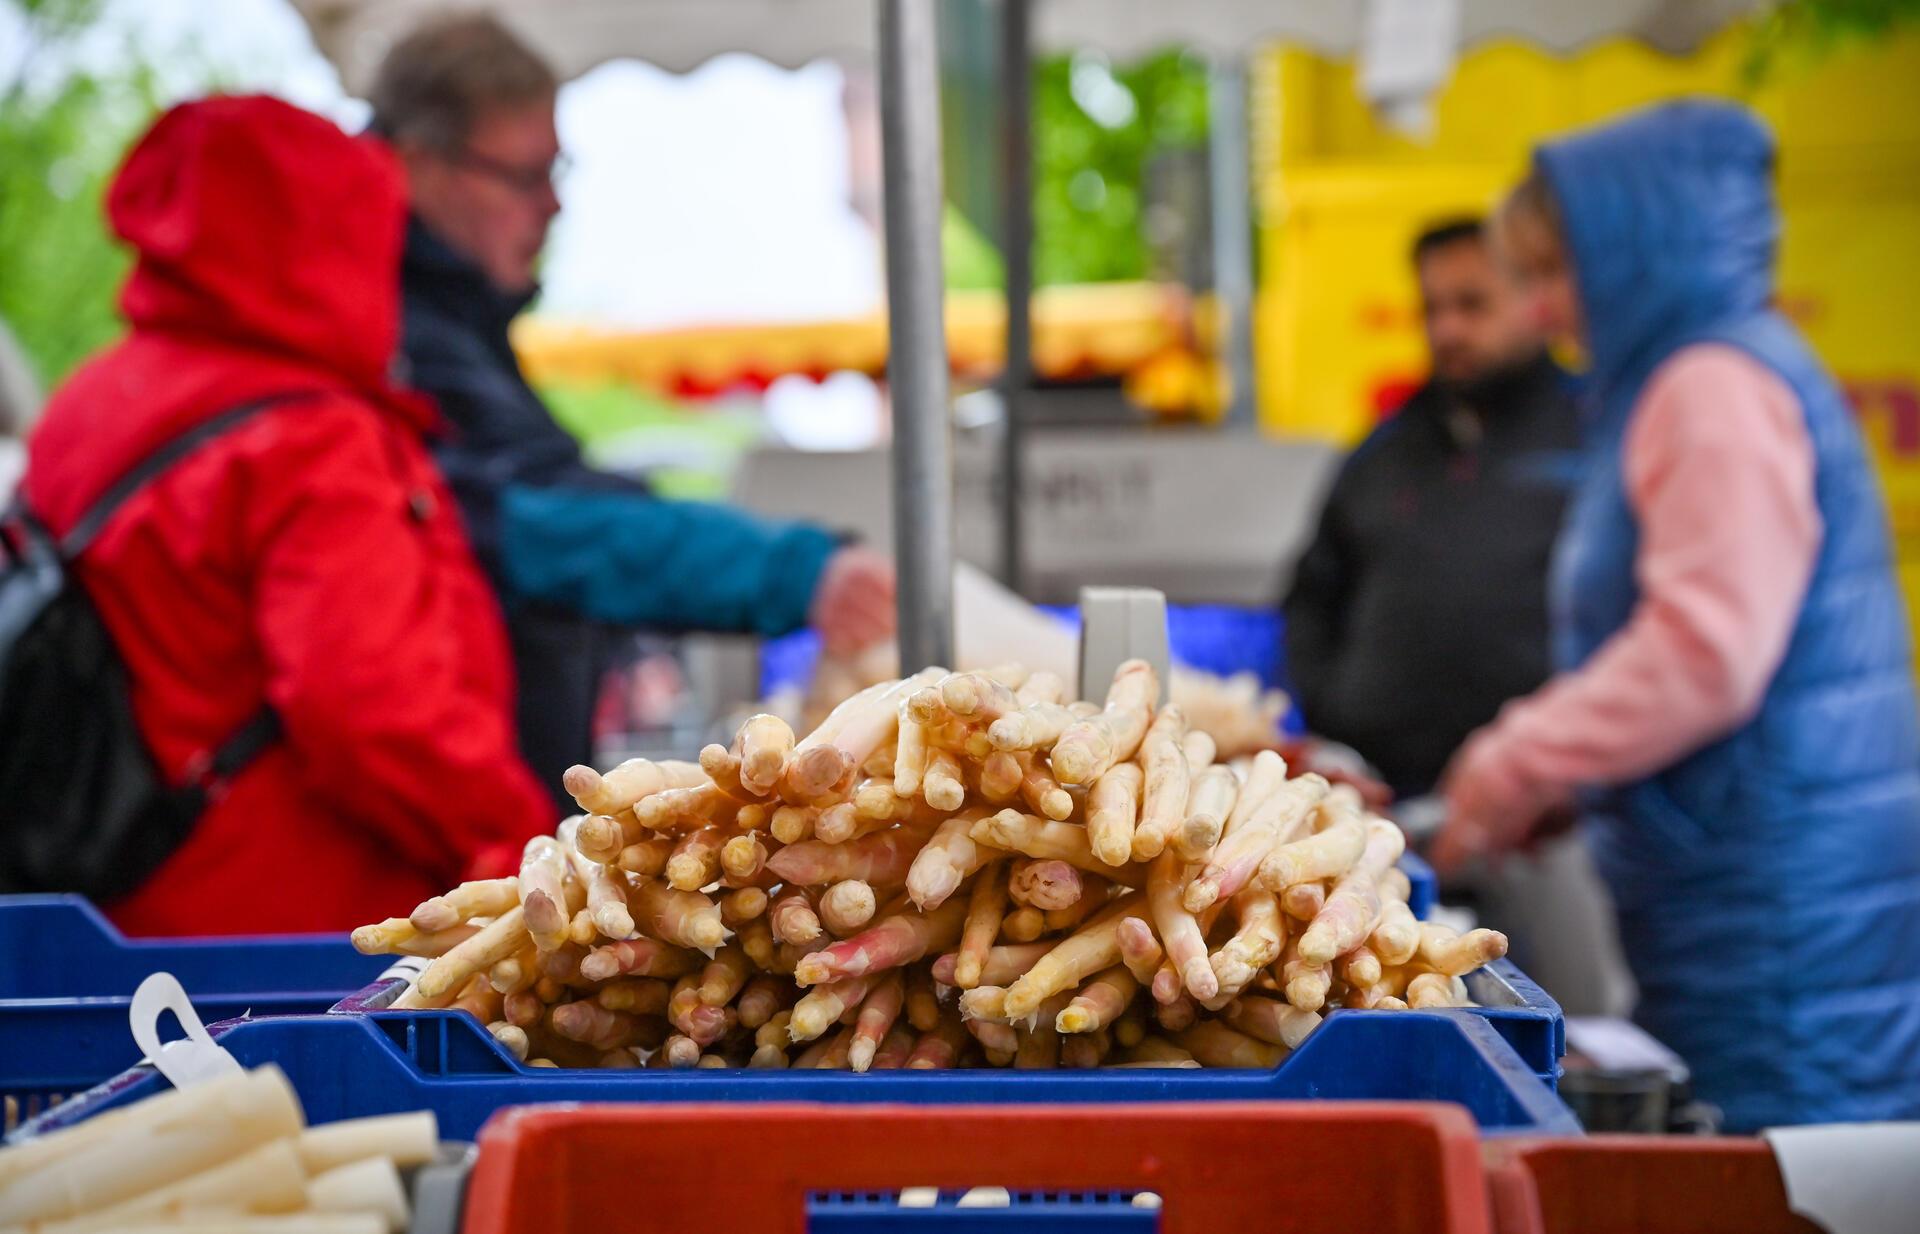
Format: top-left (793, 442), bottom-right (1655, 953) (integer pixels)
top-left (1031, 48), bottom-right (1209, 286)
top-left (540, 379), bottom-right (764, 499)
top-left (542, 379), bottom-right (699, 447)
top-left (1745, 0), bottom-right (1920, 81)
top-left (0, 0), bottom-right (164, 387)
top-left (942, 202), bottom-right (1004, 292)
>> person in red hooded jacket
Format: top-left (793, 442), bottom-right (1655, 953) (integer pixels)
top-left (24, 95), bottom-right (555, 935)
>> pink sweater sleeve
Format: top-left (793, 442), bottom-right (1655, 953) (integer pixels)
top-left (1446, 344), bottom-right (1821, 826)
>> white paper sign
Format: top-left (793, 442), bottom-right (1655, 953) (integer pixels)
top-left (1763, 1123), bottom-right (1920, 1234)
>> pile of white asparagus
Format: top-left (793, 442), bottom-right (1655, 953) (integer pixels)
top-left (0, 1066), bottom-right (436, 1233)
top-left (800, 645), bottom-right (1290, 761)
top-left (354, 661), bottom-right (1508, 1070)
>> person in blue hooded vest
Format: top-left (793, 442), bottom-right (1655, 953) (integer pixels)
top-left (1432, 100), bottom-right (1920, 1129)
top-left (365, 15), bottom-right (896, 805)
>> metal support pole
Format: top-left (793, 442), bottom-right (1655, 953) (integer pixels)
top-left (878, 0), bottom-right (955, 670)
top-left (997, 0), bottom-right (1032, 594)
top-left (1208, 58), bottom-right (1258, 427)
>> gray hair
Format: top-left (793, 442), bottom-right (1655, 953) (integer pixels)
top-left (367, 12), bottom-right (557, 153)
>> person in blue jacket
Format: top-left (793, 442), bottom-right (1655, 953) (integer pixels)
top-left (368, 15), bottom-right (895, 799)
top-left (1434, 101), bottom-right (1920, 1128)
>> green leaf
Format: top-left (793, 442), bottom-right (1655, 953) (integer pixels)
top-left (1, 0), bottom-right (163, 388)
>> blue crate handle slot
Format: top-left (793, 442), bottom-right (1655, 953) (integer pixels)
top-left (808, 1190), bottom-right (1159, 1233)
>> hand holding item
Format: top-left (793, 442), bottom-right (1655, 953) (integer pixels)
top-left (1432, 725), bottom-right (1573, 875)
top-left (810, 545), bottom-right (897, 657)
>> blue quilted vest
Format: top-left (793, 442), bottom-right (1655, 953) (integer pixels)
top-left (1540, 102), bottom-right (1920, 1129)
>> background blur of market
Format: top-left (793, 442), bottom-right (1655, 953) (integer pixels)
top-left (4, 0), bottom-right (1919, 758)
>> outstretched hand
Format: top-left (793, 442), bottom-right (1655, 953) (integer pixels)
top-left (810, 546), bottom-right (897, 657)
top-left (1430, 726), bottom-right (1573, 875)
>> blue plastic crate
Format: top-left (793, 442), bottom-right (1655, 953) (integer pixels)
top-left (1033, 604), bottom-right (1287, 695)
top-left (0, 895), bottom-right (382, 1121)
top-left (330, 954), bottom-right (1558, 1092)
top-left (1463, 959), bottom-right (1564, 1087)
top-left (761, 604), bottom-right (1291, 715)
top-left (1401, 851), bottom-right (1438, 921)
top-left (13, 969), bottom-right (1575, 1143)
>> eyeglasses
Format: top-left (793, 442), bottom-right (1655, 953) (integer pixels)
top-left (448, 148), bottom-right (572, 196)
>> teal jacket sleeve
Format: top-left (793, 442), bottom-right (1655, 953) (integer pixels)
top-left (497, 483), bottom-right (840, 637)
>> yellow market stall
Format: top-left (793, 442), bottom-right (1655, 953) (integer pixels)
top-left (1251, 23), bottom-right (1920, 606)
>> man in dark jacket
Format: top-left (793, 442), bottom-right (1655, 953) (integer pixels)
top-left (369, 15), bottom-right (894, 798)
top-left (1285, 220), bottom-right (1632, 1018)
top-left (1284, 219), bottom-right (1579, 799)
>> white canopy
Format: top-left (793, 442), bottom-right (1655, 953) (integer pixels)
top-left (293, 0), bottom-right (1760, 92)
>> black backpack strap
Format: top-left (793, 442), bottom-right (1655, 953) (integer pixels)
top-left (59, 392), bottom-right (323, 559)
top-left (184, 705), bottom-right (283, 798)
top-left (57, 391), bottom-right (324, 792)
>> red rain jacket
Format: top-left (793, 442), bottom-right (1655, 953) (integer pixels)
top-left (25, 97), bottom-right (555, 935)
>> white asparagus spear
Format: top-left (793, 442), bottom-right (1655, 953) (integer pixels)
top-left (1186, 773), bottom-right (1329, 913)
top-left (0, 1069), bottom-right (277, 1189)
top-left (907, 809), bottom-right (997, 910)
top-left (1169, 765), bottom-right (1239, 864)
top-left (0, 1066), bottom-right (303, 1226)
top-left (739, 713), bottom-right (797, 795)
top-left (408, 878), bottom-right (518, 934)
top-left (969, 810), bottom-right (1143, 884)
top-left (518, 835), bottom-right (572, 952)
top-left (565, 838), bottom-right (636, 939)
top-left (18, 1139), bottom-right (307, 1233)
top-left (1131, 706), bottom-right (1189, 861)
top-left (1147, 853), bottom-right (1218, 1003)
top-left (1258, 792), bottom-right (1368, 891)
top-left (101, 1218), bottom-right (388, 1234)
top-left (893, 704), bottom-right (932, 797)
top-left (1297, 818), bottom-right (1405, 965)
top-left (1087, 762), bottom-right (1145, 869)
top-left (562, 758), bottom-right (704, 816)
top-left (1050, 660), bottom-right (1159, 785)
top-left (305, 1156), bottom-right (410, 1233)
top-left (295, 1111), bottom-right (440, 1174)
top-left (415, 907), bottom-right (529, 1000)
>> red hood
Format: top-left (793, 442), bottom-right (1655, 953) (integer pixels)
top-left (27, 95), bottom-right (436, 536)
top-left (109, 95), bottom-right (408, 396)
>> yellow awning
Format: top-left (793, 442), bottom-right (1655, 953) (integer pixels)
top-left (513, 281), bottom-right (1191, 394)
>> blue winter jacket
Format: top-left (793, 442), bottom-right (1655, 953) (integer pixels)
top-left (1538, 102), bottom-right (1920, 1129)
top-left (401, 220), bottom-right (837, 799)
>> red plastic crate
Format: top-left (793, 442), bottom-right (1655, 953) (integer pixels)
top-left (464, 1101), bottom-right (1496, 1234)
top-left (1485, 1137), bottom-right (1822, 1234)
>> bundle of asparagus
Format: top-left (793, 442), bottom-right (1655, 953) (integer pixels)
top-left (353, 661), bottom-right (1507, 1071)
top-left (0, 1065), bottom-right (436, 1233)
top-left (796, 647), bottom-right (1290, 762)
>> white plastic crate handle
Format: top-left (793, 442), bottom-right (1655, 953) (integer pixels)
top-left (129, 972), bottom-right (243, 1089)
